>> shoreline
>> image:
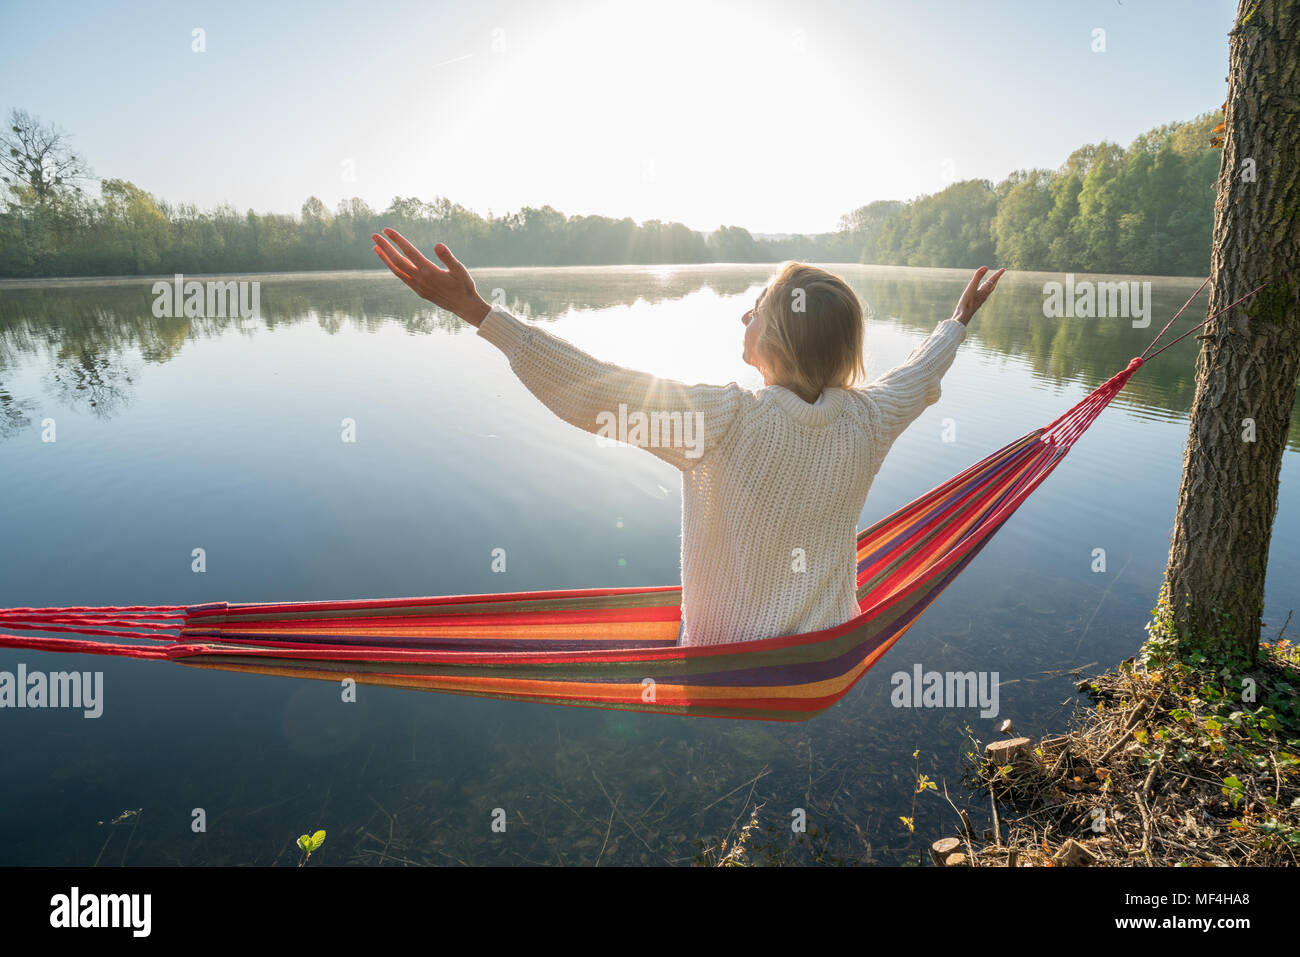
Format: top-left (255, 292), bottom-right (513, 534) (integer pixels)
top-left (932, 625), bottom-right (1300, 867)
top-left (0, 264), bottom-right (1215, 290)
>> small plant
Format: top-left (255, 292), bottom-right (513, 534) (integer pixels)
top-left (296, 829), bottom-right (326, 866)
top-left (715, 804), bottom-right (764, 867)
top-left (902, 749), bottom-right (937, 861)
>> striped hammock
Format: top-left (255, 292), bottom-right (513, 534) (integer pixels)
top-left (0, 277), bottom-right (1263, 721)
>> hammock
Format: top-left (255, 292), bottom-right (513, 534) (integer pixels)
top-left (0, 277), bottom-right (1269, 721)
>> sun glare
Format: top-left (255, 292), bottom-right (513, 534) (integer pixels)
top-left (546, 285), bottom-right (764, 389)
top-left (489, 0), bottom-right (878, 234)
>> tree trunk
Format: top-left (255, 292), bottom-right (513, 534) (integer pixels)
top-left (1160, 0), bottom-right (1300, 664)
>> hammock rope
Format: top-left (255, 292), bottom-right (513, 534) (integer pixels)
top-left (0, 274), bottom-right (1285, 721)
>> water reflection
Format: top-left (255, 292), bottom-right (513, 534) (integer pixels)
top-left (2, 266), bottom-right (1291, 447)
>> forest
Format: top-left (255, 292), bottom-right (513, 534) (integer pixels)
top-left (0, 110), bottom-right (1219, 279)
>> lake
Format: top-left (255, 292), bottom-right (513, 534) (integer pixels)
top-left (1, 264), bottom-right (1296, 865)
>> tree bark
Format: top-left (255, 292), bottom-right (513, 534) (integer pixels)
top-left (1161, 0), bottom-right (1300, 663)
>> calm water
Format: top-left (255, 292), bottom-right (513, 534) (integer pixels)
top-left (1, 264), bottom-right (1297, 866)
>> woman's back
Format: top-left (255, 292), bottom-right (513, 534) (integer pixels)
top-left (474, 304), bottom-right (968, 646)
top-left (679, 386), bottom-right (877, 645)
top-left (368, 234), bottom-right (1000, 646)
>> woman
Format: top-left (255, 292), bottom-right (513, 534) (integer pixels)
top-left (372, 228), bottom-right (1004, 647)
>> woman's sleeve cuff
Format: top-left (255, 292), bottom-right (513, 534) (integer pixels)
top-left (476, 305), bottom-right (532, 357)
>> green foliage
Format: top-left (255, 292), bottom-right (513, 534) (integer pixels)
top-left (1135, 593), bottom-right (1300, 848)
top-left (871, 180), bottom-right (998, 269)
top-left (0, 182), bottom-right (863, 278)
top-left (296, 829), bottom-right (326, 865)
top-left (849, 112), bottom-right (1220, 275)
top-left (1144, 581), bottom-right (1263, 669)
top-left (1, 110), bottom-right (1223, 279)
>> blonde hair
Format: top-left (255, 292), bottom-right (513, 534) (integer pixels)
top-left (754, 262), bottom-right (865, 403)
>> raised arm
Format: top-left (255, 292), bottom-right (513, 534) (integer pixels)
top-left (855, 318), bottom-right (967, 448)
top-left (854, 266), bottom-right (1003, 447)
top-left (475, 305), bottom-right (748, 470)
top-left (372, 229), bottom-right (748, 470)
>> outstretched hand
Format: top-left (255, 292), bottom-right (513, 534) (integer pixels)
top-left (952, 266), bottom-right (1006, 325)
top-left (371, 228), bottom-right (491, 326)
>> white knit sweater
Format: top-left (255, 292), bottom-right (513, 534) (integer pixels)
top-left (477, 305), bottom-right (967, 646)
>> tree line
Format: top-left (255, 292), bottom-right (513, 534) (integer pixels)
top-left (850, 113), bottom-right (1220, 277)
top-left (0, 108), bottom-right (1220, 279)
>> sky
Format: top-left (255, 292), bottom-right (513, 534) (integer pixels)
top-left (0, 0), bottom-right (1240, 235)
